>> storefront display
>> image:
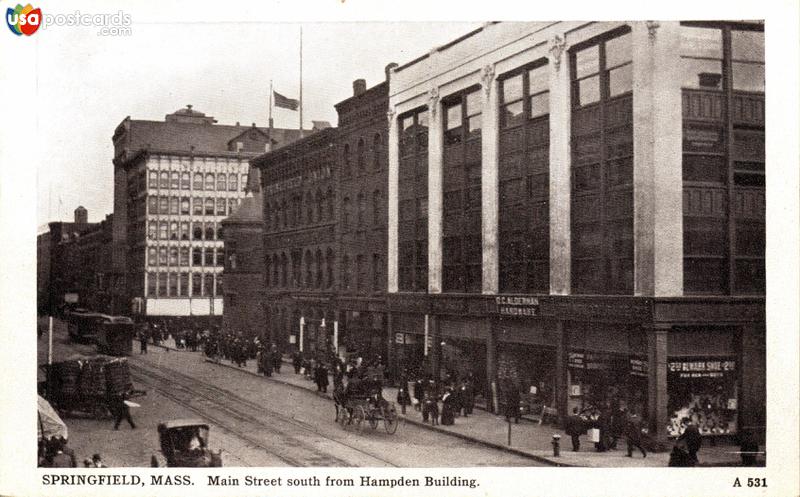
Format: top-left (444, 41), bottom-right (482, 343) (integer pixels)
top-left (667, 357), bottom-right (738, 436)
top-left (496, 344), bottom-right (555, 409)
top-left (567, 351), bottom-right (647, 415)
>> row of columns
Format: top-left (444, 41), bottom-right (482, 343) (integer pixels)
top-left (388, 21), bottom-right (685, 298)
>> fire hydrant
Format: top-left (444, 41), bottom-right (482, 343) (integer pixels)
top-left (552, 434), bottom-right (561, 457)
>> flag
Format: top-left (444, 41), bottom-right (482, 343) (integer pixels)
top-left (273, 91), bottom-right (299, 111)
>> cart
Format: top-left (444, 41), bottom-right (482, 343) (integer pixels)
top-left (335, 395), bottom-right (398, 434)
top-left (151, 419), bottom-right (222, 467)
top-left (41, 355), bottom-right (144, 419)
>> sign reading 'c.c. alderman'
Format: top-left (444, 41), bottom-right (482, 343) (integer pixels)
top-left (495, 296), bottom-right (539, 317)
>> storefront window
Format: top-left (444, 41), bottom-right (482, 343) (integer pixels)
top-left (667, 357), bottom-right (738, 436)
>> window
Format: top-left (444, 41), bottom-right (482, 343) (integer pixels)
top-left (357, 138), bottom-right (365, 175)
top-left (205, 222), bottom-right (215, 240)
top-left (179, 273), bottom-right (189, 296)
top-left (169, 247), bottom-right (178, 266)
top-left (169, 221), bottom-right (178, 240)
top-left (681, 23), bottom-right (764, 295)
top-left (315, 249), bottom-right (323, 288)
top-left (356, 254), bottom-right (365, 291)
top-left (216, 198), bottom-right (226, 216)
top-left (192, 247), bottom-right (202, 266)
top-left (158, 247), bottom-right (168, 265)
top-left (373, 134), bottom-right (382, 170)
top-left (216, 248), bottom-right (225, 266)
top-left (442, 87), bottom-right (482, 293)
top-left (326, 248), bottom-right (334, 288)
top-left (180, 221), bottom-right (189, 240)
top-left (205, 173), bottom-right (215, 191)
top-left (342, 197), bottom-right (351, 231)
top-left (306, 192), bottom-right (314, 224)
top-left (192, 273), bottom-right (202, 296)
top-left (192, 223), bottom-right (202, 240)
top-left (148, 247), bottom-right (157, 266)
top-left (498, 60), bottom-right (550, 293)
top-left (242, 175), bottom-right (248, 191)
top-left (229, 198), bottom-right (238, 215)
top-left (342, 144), bottom-right (352, 178)
top-left (148, 221), bottom-right (157, 240)
top-left (170, 197), bottom-right (179, 215)
top-left (180, 247), bottom-right (189, 266)
top-left (204, 274), bottom-right (214, 297)
top-left (229, 173), bottom-right (238, 191)
top-left (570, 27), bottom-right (633, 295)
top-left (159, 196), bottom-right (169, 214)
top-left (397, 107), bottom-right (429, 291)
top-left (193, 198), bottom-right (203, 215)
top-left (280, 253), bottom-right (288, 286)
top-left (216, 225), bottom-right (223, 240)
top-left (215, 273), bottom-right (223, 295)
top-left (147, 272), bottom-right (157, 296)
top-left (204, 247), bottom-right (214, 268)
top-left (158, 221), bottom-right (168, 240)
top-left (357, 192), bottom-right (365, 226)
top-left (326, 188), bottom-right (334, 220)
top-left (372, 190), bottom-right (382, 225)
top-left (372, 253), bottom-right (383, 292)
top-left (193, 173), bottom-right (203, 190)
top-left (217, 173), bottom-right (227, 191)
top-left (204, 198), bottom-right (214, 216)
top-left (148, 196), bottom-right (158, 215)
top-left (148, 171), bottom-right (158, 188)
top-left (315, 190), bottom-right (323, 222)
top-left (170, 171), bottom-right (180, 190)
top-left (159, 171), bottom-right (169, 189)
top-left (342, 254), bottom-right (350, 291)
top-left (180, 172), bottom-right (190, 190)
top-left (180, 197), bottom-right (190, 215)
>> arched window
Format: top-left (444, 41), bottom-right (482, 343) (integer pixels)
top-left (373, 133), bottom-right (382, 170)
top-left (217, 198), bottom-right (226, 216)
top-left (159, 221), bottom-right (168, 240)
top-left (326, 248), bottom-right (334, 288)
top-left (170, 171), bottom-right (180, 189)
top-left (180, 197), bottom-right (190, 215)
top-left (356, 138), bottom-right (365, 175)
top-left (205, 198), bottom-right (215, 215)
top-left (306, 192), bottom-right (314, 224)
top-left (341, 254), bottom-right (350, 291)
top-left (149, 171), bottom-right (159, 188)
top-left (169, 221), bottom-right (178, 240)
top-left (305, 250), bottom-right (313, 288)
top-left (342, 197), bottom-right (351, 230)
top-left (180, 172), bottom-right (190, 190)
top-left (205, 222), bottom-right (215, 240)
top-left (280, 253), bottom-right (288, 286)
top-left (373, 190), bottom-right (382, 225)
top-left (217, 173), bottom-right (227, 191)
top-left (357, 192), bottom-right (365, 226)
top-left (229, 173), bottom-right (238, 191)
top-left (159, 171), bottom-right (169, 189)
top-left (193, 197), bottom-right (203, 215)
top-left (315, 249), bottom-right (323, 288)
top-left (193, 173), bottom-right (203, 190)
top-left (193, 223), bottom-right (203, 240)
top-left (148, 221), bottom-right (157, 240)
top-left (315, 189), bottom-right (323, 221)
top-left (205, 173), bottom-right (215, 191)
top-left (342, 143), bottom-right (352, 177)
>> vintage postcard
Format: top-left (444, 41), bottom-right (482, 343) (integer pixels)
top-left (0, 0), bottom-right (797, 496)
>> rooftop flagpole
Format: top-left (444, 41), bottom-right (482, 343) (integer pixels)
top-left (299, 25), bottom-right (303, 137)
top-left (268, 79), bottom-right (274, 131)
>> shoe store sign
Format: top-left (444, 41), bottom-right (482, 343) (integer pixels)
top-left (495, 296), bottom-right (539, 317)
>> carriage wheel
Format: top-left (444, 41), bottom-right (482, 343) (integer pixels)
top-left (368, 408), bottom-right (379, 430)
top-left (383, 404), bottom-right (398, 434)
top-left (353, 405), bottom-right (366, 433)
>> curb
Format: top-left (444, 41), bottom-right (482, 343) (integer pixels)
top-left (203, 358), bottom-right (566, 467)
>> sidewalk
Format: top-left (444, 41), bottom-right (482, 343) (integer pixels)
top-left (150, 341), bottom-right (756, 467)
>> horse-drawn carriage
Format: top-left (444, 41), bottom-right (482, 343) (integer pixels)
top-left (334, 390), bottom-right (398, 434)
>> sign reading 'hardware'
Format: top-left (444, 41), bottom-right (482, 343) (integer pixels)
top-left (495, 296), bottom-right (539, 317)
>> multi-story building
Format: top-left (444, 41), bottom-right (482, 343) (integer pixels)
top-left (254, 127), bottom-right (339, 352)
top-left (385, 21), bottom-right (765, 442)
top-left (111, 106), bottom-right (301, 322)
top-left (333, 74), bottom-right (391, 362)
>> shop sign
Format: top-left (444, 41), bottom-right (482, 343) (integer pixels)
top-left (585, 352), bottom-right (611, 370)
top-left (568, 352), bottom-right (585, 369)
top-left (630, 358), bottom-right (648, 377)
top-left (496, 296), bottom-right (539, 317)
top-left (667, 359), bottom-right (736, 379)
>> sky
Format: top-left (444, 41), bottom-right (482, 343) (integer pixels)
top-left (28, 4), bottom-right (478, 227)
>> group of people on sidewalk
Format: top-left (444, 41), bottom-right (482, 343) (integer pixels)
top-left (563, 404), bottom-right (651, 458)
top-left (395, 371), bottom-right (475, 426)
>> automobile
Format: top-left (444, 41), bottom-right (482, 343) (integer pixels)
top-left (151, 419), bottom-right (222, 467)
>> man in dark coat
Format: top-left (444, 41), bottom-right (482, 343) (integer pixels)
top-left (413, 377), bottom-right (425, 411)
top-left (112, 393), bottom-right (136, 430)
top-left (461, 375), bottom-right (475, 417)
top-left (440, 387), bottom-right (456, 425)
top-left (271, 344), bottom-right (282, 373)
top-left (679, 419), bottom-right (702, 464)
top-left (292, 350), bottom-right (303, 374)
top-left (564, 407), bottom-right (585, 451)
top-left (625, 411), bottom-right (647, 458)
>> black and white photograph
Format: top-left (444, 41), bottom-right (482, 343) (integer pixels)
top-left (1, 1), bottom-right (798, 496)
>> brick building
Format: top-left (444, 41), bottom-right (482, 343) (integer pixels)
top-left (111, 106), bottom-right (301, 322)
top-left (385, 21), bottom-right (765, 443)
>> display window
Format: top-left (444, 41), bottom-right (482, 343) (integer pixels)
top-left (497, 344), bottom-right (556, 411)
top-left (666, 356), bottom-right (738, 436)
top-left (567, 350), bottom-right (648, 415)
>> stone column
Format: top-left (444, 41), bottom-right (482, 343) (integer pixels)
top-left (427, 87), bottom-right (444, 294)
top-left (548, 34), bottom-right (572, 295)
top-left (632, 21), bottom-right (684, 297)
top-left (481, 64), bottom-right (500, 294)
top-left (647, 323), bottom-right (669, 444)
top-left (387, 107), bottom-right (399, 293)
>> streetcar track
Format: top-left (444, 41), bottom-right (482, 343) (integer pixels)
top-left (130, 359), bottom-right (400, 467)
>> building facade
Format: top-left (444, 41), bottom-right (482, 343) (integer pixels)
top-left (254, 127), bottom-right (339, 353)
top-left (385, 21), bottom-right (765, 442)
top-left (111, 106), bottom-right (301, 321)
top-left (333, 76), bottom-right (391, 362)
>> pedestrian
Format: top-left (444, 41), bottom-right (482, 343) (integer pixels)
top-left (737, 430), bottom-right (759, 467)
top-left (413, 376), bottom-right (424, 411)
top-left (293, 350), bottom-right (303, 374)
top-left (396, 371), bottom-right (411, 415)
top-left (84, 453), bottom-right (107, 468)
top-left (48, 438), bottom-right (77, 467)
top-left (624, 410), bottom-right (647, 458)
top-left (668, 437), bottom-right (695, 466)
top-left (271, 344), bottom-right (282, 373)
top-left (461, 375), bottom-right (474, 417)
top-left (139, 325), bottom-right (148, 354)
top-left (609, 402), bottom-right (627, 450)
top-left (440, 387), bottom-right (456, 425)
top-left (564, 407), bottom-right (585, 452)
top-left (317, 362), bottom-right (329, 393)
top-left (595, 404), bottom-right (612, 452)
top-left (422, 390), bottom-right (439, 425)
top-left (505, 379), bottom-right (520, 424)
top-left (111, 393), bottom-right (136, 430)
top-left (679, 418), bottom-right (702, 464)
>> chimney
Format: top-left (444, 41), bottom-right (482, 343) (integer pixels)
top-left (74, 206), bottom-right (87, 225)
top-left (385, 62), bottom-right (398, 82)
top-left (353, 79), bottom-right (367, 96)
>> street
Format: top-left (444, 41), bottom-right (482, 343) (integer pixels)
top-left (38, 319), bottom-right (542, 467)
